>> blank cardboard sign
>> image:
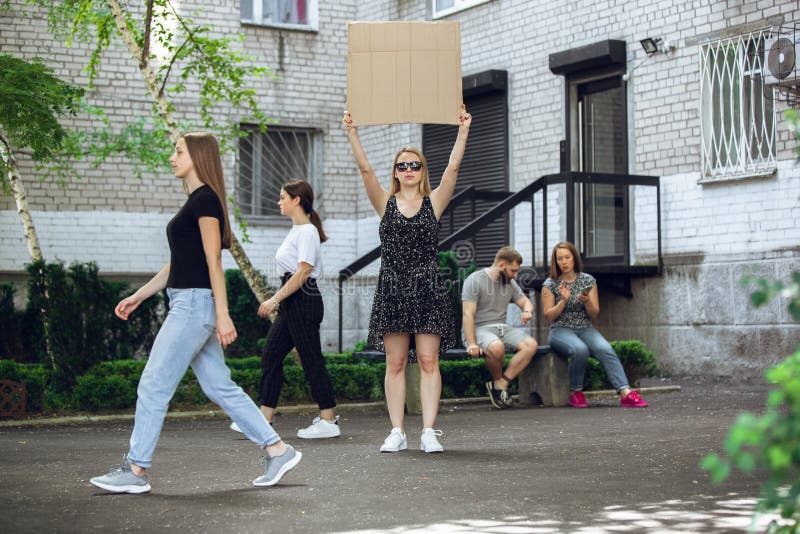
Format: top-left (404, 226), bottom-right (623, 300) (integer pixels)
top-left (347, 21), bottom-right (463, 126)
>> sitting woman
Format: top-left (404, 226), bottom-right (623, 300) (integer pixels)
top-left (541, 241), bottom-right (648, 408)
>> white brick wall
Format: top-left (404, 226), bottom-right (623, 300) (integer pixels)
top-left (3, 0), bottom-right (800, 372)
top-left (0, 210), bottom-right (371, 280)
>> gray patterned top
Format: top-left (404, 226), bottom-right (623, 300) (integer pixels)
top-left (542, 272), bottom-right (596, 330)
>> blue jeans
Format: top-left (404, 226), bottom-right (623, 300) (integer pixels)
top-left (128, 288), bottom-right (280, 468)
top-left (548, 326), bottom-right (630, 393)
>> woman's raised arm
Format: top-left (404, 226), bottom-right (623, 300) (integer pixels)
top-left (343, 111), bottom-right (390, 217)
top-left (430, 106), bottom-right (472, 218)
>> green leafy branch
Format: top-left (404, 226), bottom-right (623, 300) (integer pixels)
top-left (702, 270), bottom-right (800, 533)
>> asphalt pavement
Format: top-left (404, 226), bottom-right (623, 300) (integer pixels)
top-left (0, 378), bottom-right (777, 533)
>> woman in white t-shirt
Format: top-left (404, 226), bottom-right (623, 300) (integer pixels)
top-left (239, 179), bottom-right (339, 439)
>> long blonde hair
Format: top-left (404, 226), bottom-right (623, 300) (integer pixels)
top-left (390, 146), bottom-right (431, 196)
top-left (182, 132), bottom-right (232, 249)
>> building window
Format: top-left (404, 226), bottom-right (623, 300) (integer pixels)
top-left (237, 126), bottom-right (322, 219)
top-left (432, 0), bottom-right (492, 19)
top-left (699, 29), bottom-right (776, 182)
top-left (240, 0), bottom-right (318, 31)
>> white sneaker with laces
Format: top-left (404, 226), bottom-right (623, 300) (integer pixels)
top-left (230, 411), bottom-right (271, 434)
top-left (420, 428), bottom-right (444, 453)
top-left (297, 415), bottom-right (341, 439)
top-left (379, 427), bottom-right (407, 452)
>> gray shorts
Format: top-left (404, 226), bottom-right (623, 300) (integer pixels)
top-left (467, 324), bottom-right (531, 353)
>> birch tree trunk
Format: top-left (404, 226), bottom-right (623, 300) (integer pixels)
top-left (105, 0), bottom-right (271, 303)
top-left (1, 140), bottom-right (58, 371)
top-left (1, 142), bottom-right (43, 263)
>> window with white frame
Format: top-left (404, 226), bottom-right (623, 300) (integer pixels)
top-left (240, 0), bottom-right (318, 31)
top-left (237, 126), bottom-right (322, 218)
top-left (433, 0), bottom-right (492, 19)
top-left (699, 29), bottom-right (776, 182)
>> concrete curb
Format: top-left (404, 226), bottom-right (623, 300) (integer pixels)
top-left (0, 385), bottom-right (681, 428)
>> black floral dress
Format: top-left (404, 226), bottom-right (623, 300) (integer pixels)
top-left (367, 196), bottom-right (455, 356)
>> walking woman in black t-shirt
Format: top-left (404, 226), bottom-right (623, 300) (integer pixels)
top-left (90, 132), bottom-right (302, 494)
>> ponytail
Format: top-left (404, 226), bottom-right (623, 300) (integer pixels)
top-left (282, 179), bottom-right (328, 243)
top-left (309, 210), bottom-right (328, 243)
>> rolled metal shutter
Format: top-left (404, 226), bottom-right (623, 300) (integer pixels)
top-left (424, 86), bottom-right (509, 268)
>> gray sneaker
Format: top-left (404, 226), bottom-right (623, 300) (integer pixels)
top-left (90, 456), bottom-right (151, 494)
top-left (252, 444), bottom-right (302, 487)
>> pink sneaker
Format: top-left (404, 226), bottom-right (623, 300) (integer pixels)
top-left (569, 391), bottom-right (588, 408)
top-left (620, 390), bottom-right (648, 407)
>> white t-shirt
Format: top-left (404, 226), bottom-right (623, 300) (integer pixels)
top-left (274, 224), bottom-right (323, 279)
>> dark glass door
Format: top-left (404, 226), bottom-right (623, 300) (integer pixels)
top-left (575, 76), bottom-right (627, 263)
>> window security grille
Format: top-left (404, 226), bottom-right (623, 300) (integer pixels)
top-left (700, 29), bottom-right (776, 181)
top-left (237, 126), bottom-right (321, 218)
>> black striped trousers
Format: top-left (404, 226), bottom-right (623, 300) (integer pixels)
top-left (259, 274), bottom-right (336, 410)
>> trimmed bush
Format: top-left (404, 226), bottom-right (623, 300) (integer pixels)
top-left (71, 360), bottom-right (145, 411)
top-left (19, 261), bottom-right (163, 392)
top-left (225, 269), bottom-right (273, 359)
top-left (0, 283), bottom-right (24, 360)
top-left (0, 339), bottom-right (658, 415)
top-left (0, 360), bottom-right (49, 413)
top-left (582, 340), bottom-right (659, 390)
top-left (612, 339), bottom-right (658, 386)
top-left (439, 250), bottom-right (477, 348)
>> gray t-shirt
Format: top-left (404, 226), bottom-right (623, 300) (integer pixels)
top-left (461, 268), bottom-right (525, 327)
top-left (542, 272), bottom-right (596, 329)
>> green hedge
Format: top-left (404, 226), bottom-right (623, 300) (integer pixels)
top-left (0, 265), bottom-right (271, 380)
top-left (0, 340), bottom-right (657, 415)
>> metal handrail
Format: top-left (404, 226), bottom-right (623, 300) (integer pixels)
top-left (336, 171), bottom-right (661, 351)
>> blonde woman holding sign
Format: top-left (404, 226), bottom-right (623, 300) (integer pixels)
top-left (343, 106), bottom-right (471, 453)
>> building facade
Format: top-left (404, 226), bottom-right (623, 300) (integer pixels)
top-left (2, 0), bottom-right (799, 376)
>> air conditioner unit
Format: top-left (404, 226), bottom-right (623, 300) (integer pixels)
top-left (763, 35), bottom-right (800, 86)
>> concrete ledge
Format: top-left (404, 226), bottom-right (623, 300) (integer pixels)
top-left (0, 385), bottom-right (682, 428)
top-left (356, 346), bottom-right (554, 415)
top-left (518, 351), bottom-right (571, 407)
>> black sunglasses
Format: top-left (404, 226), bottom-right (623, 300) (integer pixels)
top-left (395, 161), bottom-right (423, 172)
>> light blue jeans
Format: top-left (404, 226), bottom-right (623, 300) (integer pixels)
top-left (128, 288), bottom-right (280, 468)
top-left (548, 326), bottom-right (630, 393)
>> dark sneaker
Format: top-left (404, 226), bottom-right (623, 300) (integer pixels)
top-left (253, 444), bottom-right (302, 487)
top-left (569, 391), bottom-right (588, 408)
top-left (90, 456), bottom-right (151, 494)
top-left (485, 381), bottom-right (510, 409)
top-left (620, 390), bottom-right (649, 407)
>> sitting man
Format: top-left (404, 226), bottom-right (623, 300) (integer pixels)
top-left (461, 246), bottom-right (539, 409)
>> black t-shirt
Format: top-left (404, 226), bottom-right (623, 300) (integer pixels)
top-left (166, 185), bottom-right (224, 289)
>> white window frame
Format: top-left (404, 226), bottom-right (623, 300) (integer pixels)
top-left (240, 0), bottom-right (318, 32)
top-left (432, 0), bottom-right (493, 19)
top-left (699, 29), bottom-right (777, 183)
top-left (236, 125), bottom-right (323, 222)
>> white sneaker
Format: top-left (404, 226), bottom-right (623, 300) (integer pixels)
top-left (379, 427), bottom-right (408, 452)
top-left (420, 428), bottom-right (444, 453)
top-left (297, 415), bottom-right (341, 439)
top-left (230, 412), bottom-right (270, 434)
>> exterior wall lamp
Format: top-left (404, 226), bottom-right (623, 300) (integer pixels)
top-left (640, 37), bottom-right (665, 55)
top-left (623, 37), bottom-right (675, 81)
